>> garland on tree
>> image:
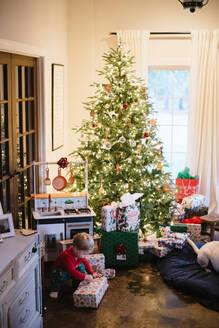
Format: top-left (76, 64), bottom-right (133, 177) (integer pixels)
top-left (67, 47), bottom-right (174, 232)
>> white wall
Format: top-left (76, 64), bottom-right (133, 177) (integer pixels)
top-left (0, 0), bottom-right (70, 162)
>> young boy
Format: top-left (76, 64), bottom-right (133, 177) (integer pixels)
top-left (49, 232), bottom-right (101, 298)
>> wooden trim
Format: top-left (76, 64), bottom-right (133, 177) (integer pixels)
top-left (0, 52), bottom-right (38, 228)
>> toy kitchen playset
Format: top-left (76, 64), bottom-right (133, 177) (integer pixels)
top-left (32, 159), bottom-right (95, 261)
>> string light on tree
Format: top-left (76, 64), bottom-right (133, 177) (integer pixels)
top-left (69, 47), bottom-right (173, 232)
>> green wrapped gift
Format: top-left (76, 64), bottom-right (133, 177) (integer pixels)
top-left (170, 224), bottom-right (188, 233)
top-left (102, 231), bottom-right (138, 268)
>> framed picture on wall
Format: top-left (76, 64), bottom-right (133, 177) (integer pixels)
top-left (0, 213), bottom-right (15, 238)
top-left (52, 63), bottom-right (64, 151)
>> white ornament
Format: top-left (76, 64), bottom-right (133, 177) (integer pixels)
top-left (108, 112), bottom-right (114, 118)
top-left (119, 136), bottom-right (126, 143)
top-left (130, 140), bottom-right (136, 147)
top-left (105, 142), bottom-right (112, 150)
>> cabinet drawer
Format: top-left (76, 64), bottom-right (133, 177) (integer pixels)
top-left (16, 238), bottom-right (38, 278)
top-left (9, 277), bottom-right (36, 328)
top-left (0, 264), bottom-right (14, 300)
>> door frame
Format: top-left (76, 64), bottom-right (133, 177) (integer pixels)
top-left (0, 38), bottom-right (46, 163)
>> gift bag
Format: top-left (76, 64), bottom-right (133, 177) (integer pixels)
top-left (175, 178), bottom-right (199, 203)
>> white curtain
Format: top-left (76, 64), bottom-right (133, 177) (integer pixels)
top-left (187, 30), bottom-right (219, 214)
top-left (117, 30), bottom-right (150, 84)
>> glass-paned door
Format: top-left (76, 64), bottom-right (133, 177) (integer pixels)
top-left (0, 52), bottom-right (38, 228)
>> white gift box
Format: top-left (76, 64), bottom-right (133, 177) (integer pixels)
top-left (117, 204), bottom-right (140, 232)
top-left (73, 277), bottom-right (108, 308)
top-left (182, 194), bottom-right (206, 209)
top-left (83, 253), bottom-right (105, 272)
top-left (101, 204), bottom-right (117, 232)
top-left (116, 193), bottom-right (143, 232)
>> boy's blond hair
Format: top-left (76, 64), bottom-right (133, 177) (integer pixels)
top-left (72, 232), bottom-right (94, 252)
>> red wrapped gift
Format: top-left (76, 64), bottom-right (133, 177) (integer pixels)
top-left (175, 178), bottom-right (199, 203)
top-left (182, 216), bottom-right (202, 224)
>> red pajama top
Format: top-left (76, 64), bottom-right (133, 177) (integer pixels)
top-left (52, 247), bottom-right (94, 281)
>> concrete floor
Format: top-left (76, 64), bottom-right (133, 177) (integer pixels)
top-left (43, 261), bottom-right (219, 328)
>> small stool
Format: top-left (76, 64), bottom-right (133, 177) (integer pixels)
top-left (201, 215), bottom-right (219, 241)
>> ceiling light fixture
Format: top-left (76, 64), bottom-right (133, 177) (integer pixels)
top-left (178, 0), bottom-right (209, 13)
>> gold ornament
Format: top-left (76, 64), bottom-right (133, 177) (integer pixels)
top-left (99, 187), bottom-right (104, 195)
top-left (150, 119), bottom-right (156, 126)
top-left (157, 163), bottom-right (163, 170)
top-left (138, 143), bottom-right (143, 155)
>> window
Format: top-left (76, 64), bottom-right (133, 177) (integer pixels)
top-left (0, 52), bottom-right (38, 228)
top-left (148, 68), bottom-right (189, 179)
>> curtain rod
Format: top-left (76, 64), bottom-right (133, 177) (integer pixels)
top-left (110, 32), bottom-right (191, 35)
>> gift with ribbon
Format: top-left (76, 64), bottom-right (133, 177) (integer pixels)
top-left (115, 243), bottom-right (127, 260)
top-left (175, 167), bottom-right (199, 203)
top-left (117, 193), bottom-right (143, 232)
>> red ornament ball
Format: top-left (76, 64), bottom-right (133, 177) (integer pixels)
top-left (123, 103), bottom-right (129, 110)
top-left (143, 132), bottom-right (149, 138)
top-left (104, 84), bottom-right (111, 92)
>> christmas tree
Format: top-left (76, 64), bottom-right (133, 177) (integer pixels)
top-left (69, 47), bottom-right (173, 232)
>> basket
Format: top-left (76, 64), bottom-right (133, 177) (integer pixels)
top-left (102, 231), bottom-right (138, 268)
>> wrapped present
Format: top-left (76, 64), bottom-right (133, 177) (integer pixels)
top-left (187, 223), bottom-right (201, 242)
top-left (171, 202), bottom-right (185, 222)
top-left (175, 172), bottom-right (199, 203)
top-left (102, 268), bottom-right (116, 279)
top-left (182, 194), bottom-right (206, 209)
top-left (158, 237), bottom-right (186, 249)
top-left (117, 204), bottom-right (140, 232)
top-left (143, 233), bottom-right (157, 242)
top-left (101, 204), bottom-right (117, 232)
top-left (138, 240), bottom-right (156, 254)
top-left (170, 224), bottom-right (187, 233)
top-left (160, 226), bottom-right (171, 237)
top-left (158, 233), bottom-right (190, 249)
top-left (102, 231), bottom-right (138, 267)
top-left (150, 245), bottom-right (170, 258)
top-left (171, 223), bottom-right (201, 242)
top-left (83, 253), bottom-right (105, 272)
top-left (184, 206), bottom-right (208, 219)
top-left (117, 193), bottom-right (143, 232)
top-left (182, 216), bottom-right (202, 224)
top-left (73, 277), bottom-right (108, 308)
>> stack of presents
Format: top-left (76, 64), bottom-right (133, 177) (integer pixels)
top-left (73, 253), bottom-right (115, 308)
top-left (172, 167), bottom-right (208, 241)
top-left (73, 168), bottom-right (208, 308)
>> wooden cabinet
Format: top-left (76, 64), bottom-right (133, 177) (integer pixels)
top-left (0, 233), bottom-right (42, 328)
